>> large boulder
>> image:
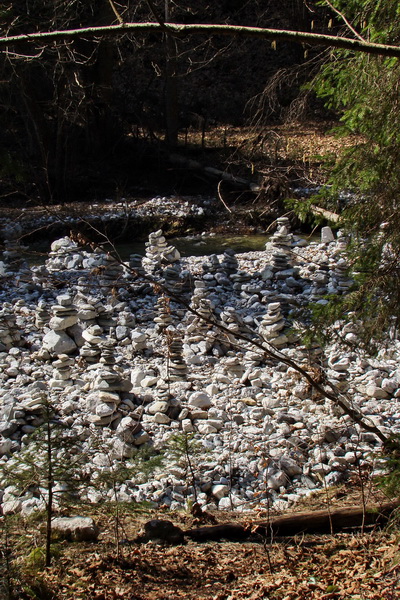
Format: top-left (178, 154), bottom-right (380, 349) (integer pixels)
top-left (138, 519), bottom-right (184, 544)
top-left (51, 516), bottom-right (99, 541)
top-left (42, 330), bottom-right (77, 355)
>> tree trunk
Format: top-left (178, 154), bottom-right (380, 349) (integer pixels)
top-left (185, 500), bottom-right (400, 542)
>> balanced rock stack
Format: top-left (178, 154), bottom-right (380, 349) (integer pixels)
top-left (184, 296), bottom-right (216, 355)
top-left (143, 230), bottom-right (180, 273)
top-left (167, 331), bottom-right (187, 381)
top-left (46, 237), bottom-right (82, 272)
top-left (35, 301), bottom-right (51, 329)
top-left (268, 216), bottom-right (293, 273)
top-left (258, 302), bottom-right (288, 348)
top-left (128, 253), bottom-right (145, 278)
top-left (329, 258), bottom-right (353, 295)
top-left (85, 346), bottom-right (132, 427)
top-left (327, 353), bottom-right (351, 392)
top-left (271, 216), bottom-right (293, 251)
top-left (49, 354), bottom-right (75, 390)
top-left (73, 293), bottom-right (99, 322)
top-left (309, 262), bottom-right (330, 301)
top-left (202, 254), bottom-right (220, 275)
top-left (99, 341), bottom-right (117, 367)
top-left (96, 254), bottom-right (125, 294)
top-left (271, 249), bottom-right (292, 273)
top-left (162, 264), bottom-right (183, 291)
top-left (42, 294), bottom-right (78, 355)
top-left (115, 309), bottom-right (136, 345)
top-left (154, 296), bottom-right (173, 330)
top-left (2, 238), bottom-right (28, 273)
top-left (0, 223), bottom-right (26, 274)
top-left (219, 306), bottom-right (244, 335)
top-left (221, 249), bottom-right (238, 275)
top-left (0, 307), bottom-right (21, 351)
top-left (48, 294), bottom-right (78, 330)
top-left (80, 325), bottom-right (106, 363)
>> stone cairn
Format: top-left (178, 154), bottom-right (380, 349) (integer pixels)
top-left (143, 230), bottom-right (180, 274)
top-left (80, 325), bottom-right (106, 363)
top-left (218, 306), bottom-right (247, 354)
top-left (154, 296), bottom-right (173, 330)
top-left (128, 254), bottom-right (145, 279)
top-left (46, 237), bottom-right (82, 272)
top-left (115, 308), bottom-right (136, 346)
top-left (258, 302), bottom-right (288, 348)
top-left (48, 294), bottom-right (79, 331)
top-left (95, 254), bottom-right (125, 295)
top-left (166, 330), bottom-right (187, 381)
top-left (126, 253), bottom-right (153, 296)
top-left (41, 294), bottom-right (78, 356)
top-left (141, 230), bottom-right (188, 294)
top-left (329, 257), bottom-right (353, 295)
top-left (184, 292), bottom-right (216, 354)
top-left (49, 354), bottom-right (75, 390)
top-left (202, 254), bottom-right (220, 275)
top-left (269, 216), bottom-right (293, 273)
top-left (309, 261), bottom-right (330, 301)
top-left (0, 306), bottom-right (21, 351)
top-left (1, 223), bottom-right (28, 274)
top-left (221, 249), bottom-right (238, 275)
top-left (35, 300), bottom-right (51, 329)
top-left (200, 250), bottom-right (239, 290)
top-left (162, 264), bottom-right (183, 291)
top-left (85, 343), bottom-right (132, 427)
top-left (74, 293), bottom-right (99, 322)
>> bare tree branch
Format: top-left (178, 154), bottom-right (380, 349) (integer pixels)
top-left (323, 0), bottom-right (367, 43)
top-left (0, 22), bottom-right (399, 57)
top-left (108, 0), bottom-right (124, 25)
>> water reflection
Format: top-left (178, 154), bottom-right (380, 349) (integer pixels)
top-left (118, 234), bottom-right (271, 259)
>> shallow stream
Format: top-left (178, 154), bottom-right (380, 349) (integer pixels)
top-left (117, 233), bottom-right (271, 259)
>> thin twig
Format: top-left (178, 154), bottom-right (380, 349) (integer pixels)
top-left (217, 180), bottom-right (232, 213)
top-left (323, 0), bottom-right (367, 43)
top-left (108, 0), bottom-right (124, 25)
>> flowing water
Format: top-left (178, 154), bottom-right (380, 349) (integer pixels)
top-left (117, 233), bottom-right (271, 259)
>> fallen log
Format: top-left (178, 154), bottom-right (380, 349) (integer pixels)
top-left (310, 205), bottom-right (340, 223)
top-left (185, 500), bottom-right (399, 542)
top-left (168, 153), bottom-right (261, 191)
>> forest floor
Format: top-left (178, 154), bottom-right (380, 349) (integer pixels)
top-left (4, 483), bottom-right (400, 600)
top-left (0, 120), bottom-right (358, 245)
top-left (0, 119), bottom-right (352, 213)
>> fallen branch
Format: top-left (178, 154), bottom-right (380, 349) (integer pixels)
top-left (1, 22), bottom-right (400, 58)
top-left (217, 180), bottom-right (232, 214)
top-left (185, 500), bottom-right (400, 542)
top-left (168, 153), bottom-right (260, 191)
top-left (310, 205), bottom-right (340, 223)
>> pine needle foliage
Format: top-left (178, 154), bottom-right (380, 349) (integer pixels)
top-left (309, 0), bottom-right (400, 346)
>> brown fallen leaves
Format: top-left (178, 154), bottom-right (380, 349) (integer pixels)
top-left (12, 527), bottom-right (400, 600)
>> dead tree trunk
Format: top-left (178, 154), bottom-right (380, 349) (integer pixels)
top-left (185, 500), bottom-right (400, 542)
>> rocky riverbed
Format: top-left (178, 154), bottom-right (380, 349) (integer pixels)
top-left (0, 213), bottom-right (399, 518)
